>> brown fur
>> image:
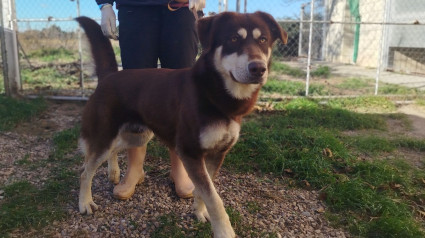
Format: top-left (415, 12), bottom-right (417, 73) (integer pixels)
top-left (76, 12), bottom-right (286, 237)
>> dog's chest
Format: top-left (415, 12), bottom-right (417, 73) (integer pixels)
top-left (199, 120), bottom-right (240, 150)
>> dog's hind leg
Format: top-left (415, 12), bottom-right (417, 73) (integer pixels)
top-left (181, 154), bottom-right (235, 238)
top-left (107, 152), bottom-right (120, 184)
top-left (79, 149), bottom-right (111, 215)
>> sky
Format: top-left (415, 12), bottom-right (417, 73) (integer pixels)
top-left (15, 0), bottom-right (307, 31)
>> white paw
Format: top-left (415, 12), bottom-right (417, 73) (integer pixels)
top-left (108, 168), bottom-right (120, 184)
top-left (213, 223), bottom-right (236, 238)
top-left (194, 206), bottom-right (210, 223)
top-left (79, 199), bottom-right (99, 215)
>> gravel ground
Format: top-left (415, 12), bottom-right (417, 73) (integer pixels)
top-left (0, 102), bottom-right (350, 238)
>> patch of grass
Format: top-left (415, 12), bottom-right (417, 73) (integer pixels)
top-left (22, 67), bottom-right (78, 88)
top-left (151, 214), bottom-right (187, 238)
top-left (224, 98), bottom-right (424, 237)
top-left (0, 95), bottom-right (47, 131)
top-left (311, 65), bottom-right (331, 78)
top-left (0, 126), bottom-right (81, 236)
top-left (245, 201), bottom-right (261, 214)
top-left (345, 136), bottom-right (396, 155)
top-left (262, 78), bottom-right (328, 96)
top-left (271, 62), bottom-right (331, 79)
top-left (327, 96), bottom-right (396, 113)
top-left (271, 61), bottom-right (305, 78)
top-left (393, 137), bottom-right (425, 152)
top-left (336, 77), bottom-right (372, 90)
top-left (379, 83), bottom-right (421, 95)
top-left (28, 47), bottom-right (76, 62)
top-left (147, 138), bottom-right (169, 159)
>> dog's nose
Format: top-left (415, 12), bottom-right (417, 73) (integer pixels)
top-left (248, 61), bottom-right (267, 77)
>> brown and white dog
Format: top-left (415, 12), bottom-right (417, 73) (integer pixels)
top-left (76, 11), bottom-right (287, 238)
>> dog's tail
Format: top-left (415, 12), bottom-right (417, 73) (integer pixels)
top-left (76, 17), bottom-right (118, 80)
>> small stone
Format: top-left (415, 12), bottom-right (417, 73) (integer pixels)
top-left (302, 211), bottom-right (311, 216)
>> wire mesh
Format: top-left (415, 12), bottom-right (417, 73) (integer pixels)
top-left (2, 0), bottom-right (425, 98)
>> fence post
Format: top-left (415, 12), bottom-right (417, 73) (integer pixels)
top-left (305, 0), bottom-right (315, 96)
top-left (298, 4), bottom-right (305, 57)
top-left (375, 0), bottom-right (388, 95)
top-left (1, 0), bottom-right (21, 97)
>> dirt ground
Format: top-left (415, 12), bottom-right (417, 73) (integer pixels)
top-left (1, 100), bottom-right (425, 237)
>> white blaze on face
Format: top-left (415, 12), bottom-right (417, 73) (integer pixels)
top-left (252, 28), bottom-right (261, 39)
top-left (213, 46), bottom-right (260, 99)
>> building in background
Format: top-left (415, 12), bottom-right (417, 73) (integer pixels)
top-left (323, 0), bottom-right (425, 75)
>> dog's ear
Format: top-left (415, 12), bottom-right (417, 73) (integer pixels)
top-left (197, 15), bottom-right (215, 50)
top-left (255, 11), bottom-right (288, 45)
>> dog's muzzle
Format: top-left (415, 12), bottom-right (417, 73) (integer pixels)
top-left (247, 61), bottom-right (267, 84)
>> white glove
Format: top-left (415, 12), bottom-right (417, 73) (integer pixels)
top-left (100, 4), bottom-right (118, 40)
top-left (189, 0), bottom-right (206, 12)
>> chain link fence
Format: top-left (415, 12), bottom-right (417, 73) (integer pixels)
top-left (1, 0), bottom-right (425, 99)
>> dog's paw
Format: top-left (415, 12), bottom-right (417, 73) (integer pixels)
top-left (194, 206), bottom-right (210, 223)
top-left (79, 199), bottom-right (99, 215)
top-left (213, 223), bottom-right (236, 238)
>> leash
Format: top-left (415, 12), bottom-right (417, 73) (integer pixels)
top-left (167, 0), bottom-right (200, 20)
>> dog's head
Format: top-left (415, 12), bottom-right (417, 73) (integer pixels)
top-left (198, 11), bottom-right (287, 99)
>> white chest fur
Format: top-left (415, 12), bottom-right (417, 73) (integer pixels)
top-left (199, 120), bottom-right (240, 150)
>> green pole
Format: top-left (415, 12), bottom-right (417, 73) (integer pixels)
top-left (349, 0), bottom-right (360, 63)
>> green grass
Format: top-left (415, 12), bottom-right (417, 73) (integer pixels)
top-left (336, 77), bottom-right (372, 90)
top-left (271, 62), bottom-right (331, 79)
top-left (22, 67), bottom-right (79, 88)
top-left (0, 126), bottom-right (81, 236)
top-left (27, 47), bottom-right (77, 62)
top-left (326, 96), bottom-right (396, 113)
top-left (0, 95), bottom-right (47, 131)
top-left (223, 97), bottom-right (425, 237)
top-left (262, 77), bottom-right (328, 96)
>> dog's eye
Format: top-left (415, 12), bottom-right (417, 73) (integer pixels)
top-left (259, 36), bottom-right (267, 44)
top-left (230, 36), bottom-right (239, 43)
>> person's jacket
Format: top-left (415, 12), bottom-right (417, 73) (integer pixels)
top-left (96, 0), bottom-right (176, 7)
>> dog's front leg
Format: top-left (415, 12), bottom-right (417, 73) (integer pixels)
top-left (181, 155), bottom-right (235, 238)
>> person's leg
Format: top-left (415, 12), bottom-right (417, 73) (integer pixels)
top-left (169, 148), bottom-right (195, 198)
top-left (160, 7), bottom-right (198, 198)
top-left (113, 146), bottom-right (147, 199)
top-left (118, 6), bottom-right (161, 69)
top-left (113, 6), bottom-right (161, 199)
top-left (159, 7), bottom-right (198, 69)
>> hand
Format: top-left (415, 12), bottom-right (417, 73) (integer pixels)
top-left (100, 4), bottom-right (118, 40)
top-left (189, 0), bottom-right (206, 12)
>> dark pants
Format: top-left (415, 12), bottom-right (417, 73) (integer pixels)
top-left (118, 6), bottom-right (198, 69)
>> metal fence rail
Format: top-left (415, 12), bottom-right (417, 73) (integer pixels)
top-left (1, 0), bottom-right (425, 99)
